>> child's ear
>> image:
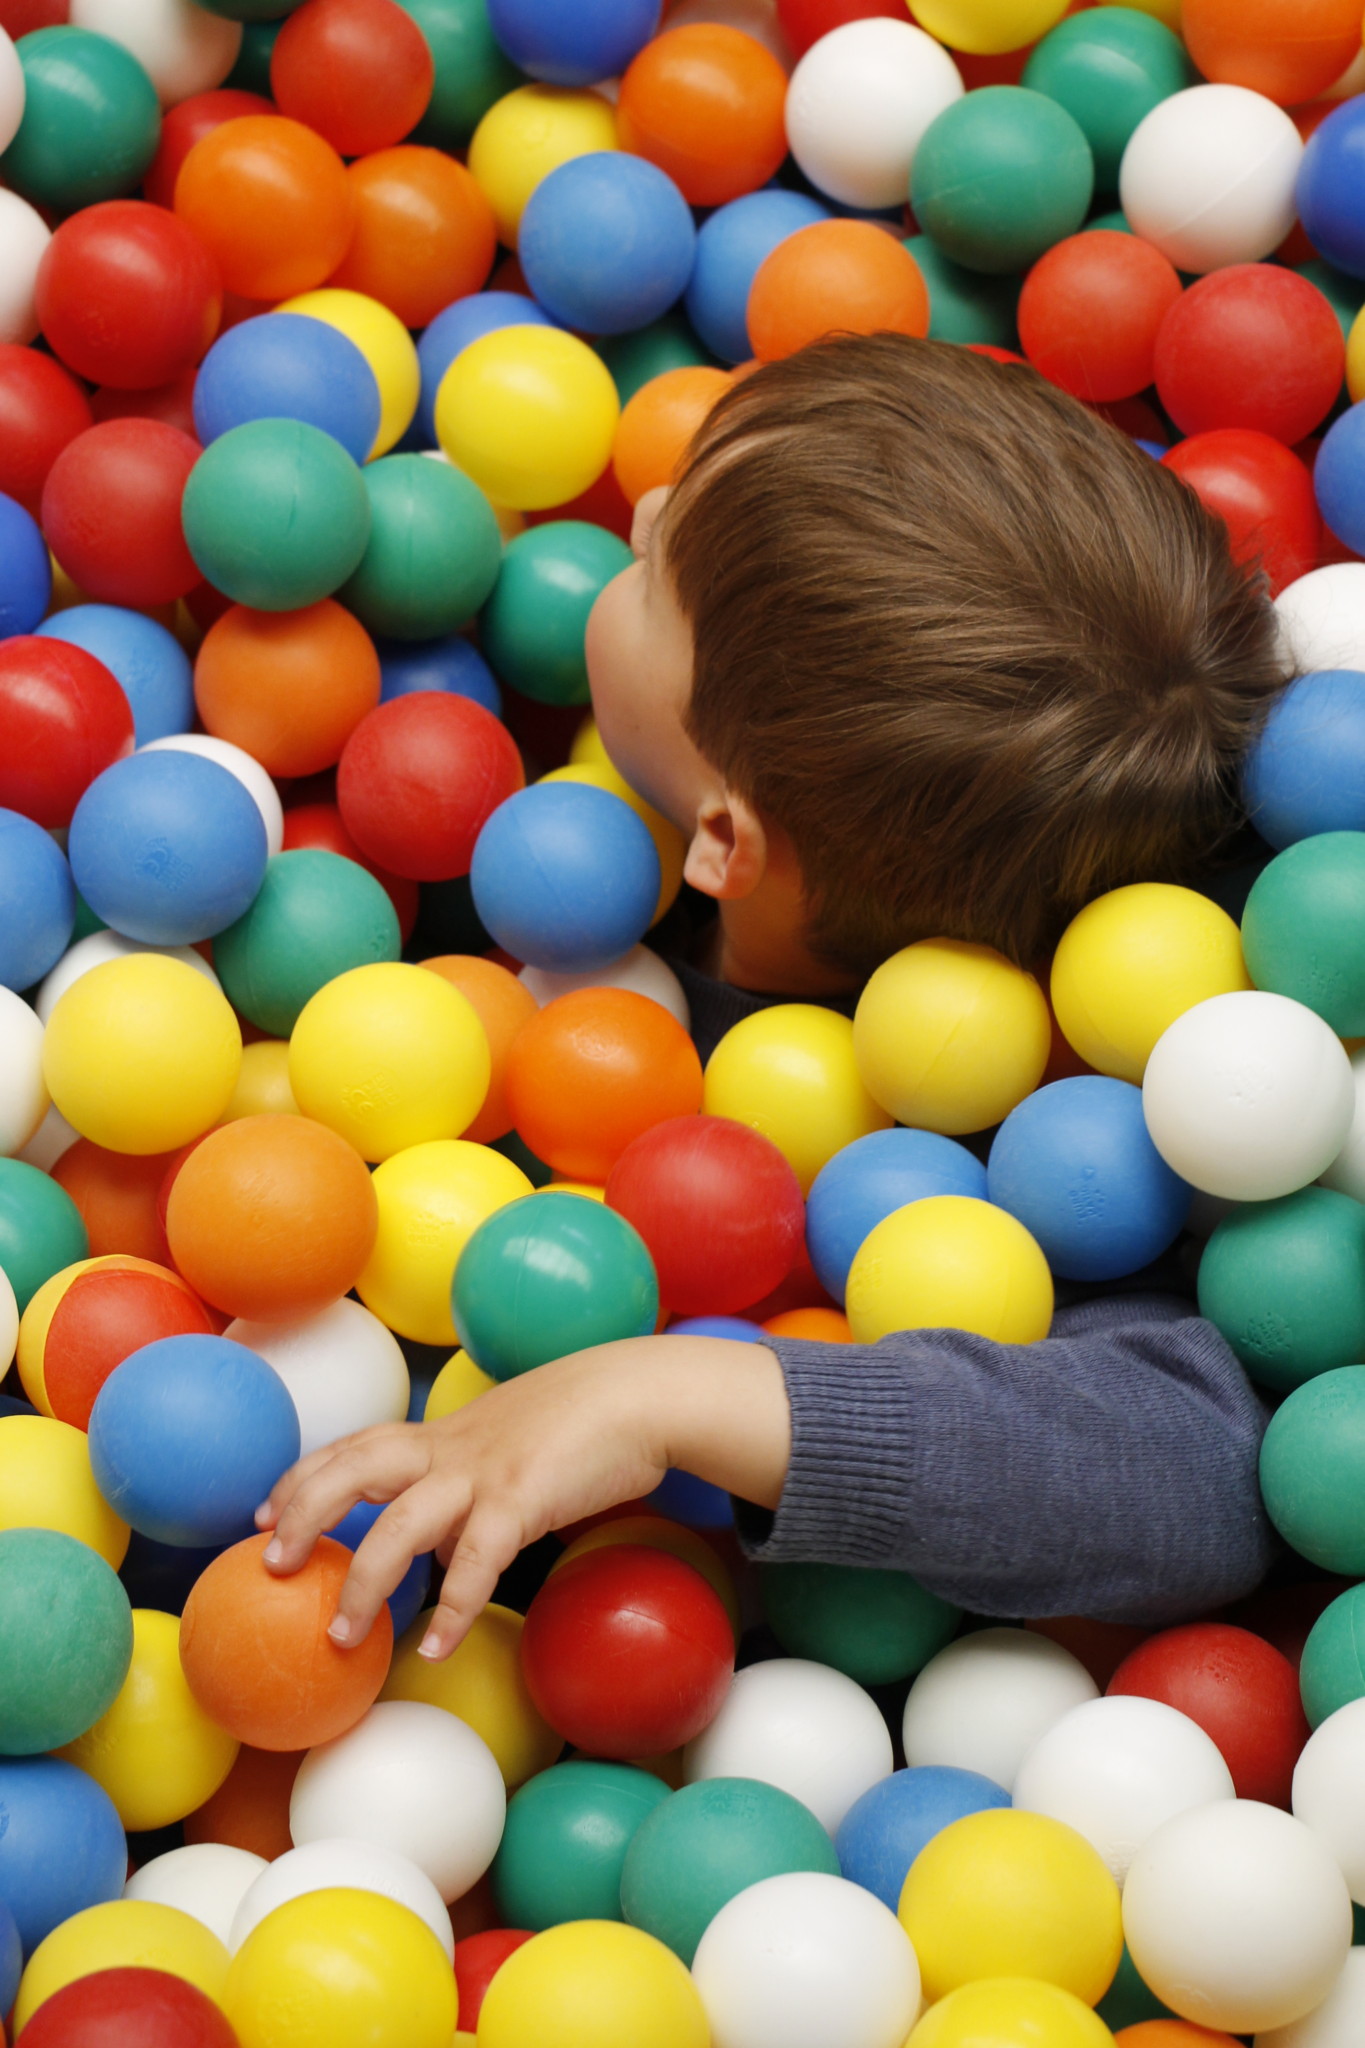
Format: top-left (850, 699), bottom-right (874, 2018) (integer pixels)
top-left (683, 791), bottom-right (767, 902)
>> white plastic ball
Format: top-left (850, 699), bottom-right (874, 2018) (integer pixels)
top-left (1013, 1694), bottom-right (1235, 1884)
top-left (37, 930), bottom-right (223, 1026)
top-left (289, 1700), bottom-right (506, 1904)
top-left (683, 1658), bottom-right (893, 1835)
top-left (1142, 990), bottom-right (1355, 1201)
top-left (785, 19), bottom-right (963, 210)
top-left (17, 1102), bottom-right (80, 1173)
top-left (0, 27), bottom-right (23, 154)
top-left (1256, 1947), bottom-right (1365, 2048)
top-left (1292, 1697), bottom-right (1365, 1905)
top-left (228, 1836), bottom-right (455, 1960)
top-left (1275, 565), bottom-right (1365, 676)
top-left (124, 1843), bottom-right (267, 1946)
top-left (226, 1298), bottom-right (409, 1457)
top-left (0, 986), bottom-right (48, 1158)
top-left (0, 1264), bottom-right (17, 1373)
top-left (1118, 84), bottom-right (1302, 273)
top-left (141, 735), bottom-right (285, 856)
top-left (1123, 1798), bottom-right (1353, 2034)
top-left (1320, 1046), bottom-right (1365, 1203)
top-left (0, 188), bottom-right (51, 347)
top-left (70, 0), bottom-right (240, 106)
top-left (690, 1871), bottom-right (921, 2048)
top-left (519, 943), bottom-right (690, 1030)
top-left (901, 1627), bottom-right (1097, 1793)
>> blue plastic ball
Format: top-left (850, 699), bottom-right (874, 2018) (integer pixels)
top-left (648, 1469), bottom-right (734, 1528)
top-left (835, 1766), bottom-right (1011, 1913)
top-left (987, 1075), bottom-right (1190, 1281)
top-left (331, 1499), bottom-right (432, 1636)
top-left (806, 1129), bottom-right (988, 1303)
top-left (192, 313), bottom-right (383, 465)
top-left (0, 808), bottom-right (75, 992)
top-left (519, 152), bottom-right (697, 337)
top-left (416, 291), bottom-right (556, 445)
top-left (667, 1316), bottom-right (766, 1342)
top-left (1297, 99), bottom-right (1365, 282)
top-left (0, 491), bottom-right (51, 639)
top-left (68, 748), bottom-right (269, 946)
top-left (1314, 402), bottom-right (1365, 559)
top-left (487, 0), bottom-right (661, 87)
top-left (1243, 669), bottom-right (1365, 848)
top-left (88, 1333), bottom-right (301, 1548)
top-left (377, 634), bottom-right (502, 717)
top-left (686, 189), bottom-right (829, 363)
top-left (35, 603), bottom-right (193, 745)
top-left (0, 1755), bottom-right (126, 1955)
top-left (0, 1895), bottom-right (19, 2018)
top-left (470, 781), bottom-right (661, 972)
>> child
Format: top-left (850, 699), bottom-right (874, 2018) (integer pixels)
top-left (259, 337), bottom-right (1284, 1662)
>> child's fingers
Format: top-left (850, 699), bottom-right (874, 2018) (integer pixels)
top-left (262, 1435), bottom-right (433, 1574)
top-left (326, 1475), bottom-right (476, 1648)
top-left (255, 1425), bottom-right (407, 1530)
top-left (417, 1505), bottom-right (525, 1663)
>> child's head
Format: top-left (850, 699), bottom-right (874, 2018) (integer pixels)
top-left (586, 335), bottom-right (1287, 979)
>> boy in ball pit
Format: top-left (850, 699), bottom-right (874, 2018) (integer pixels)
top-left (260, 336), bottom-right (1284, 1661)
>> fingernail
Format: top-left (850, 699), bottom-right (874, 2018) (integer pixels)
top-left (417, 1629), bottom-right (442, 1660)
top-left (263, 1539), bottom-right (283, 1566)
top-left (328, 1614), bottom-right (352, 1643)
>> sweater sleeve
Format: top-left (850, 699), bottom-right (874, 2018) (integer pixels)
top-left (734, 1296), bottom-right (1277, 1627)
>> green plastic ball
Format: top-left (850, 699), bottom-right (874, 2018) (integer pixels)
top-left (1301, 1583), bottom-right (1365, 1726)
top-left (911, 87), bottom-right (1095, 277)
top-left (1022, 7), bottom-right (1193, 193)
top-left (0, 1528), bottom-right (133, 1754)
top-left (213, 850), bottom-right (401, 1038)
top-left (341, 456), bottom-right (503, 642)
top-left (903, 236), bottom-right (1020, 348)
top-left (1296, 259), bottom-right (1365, 342)
top-left (1259, 1367), bottom-right (1365, 1575)
top-left (402, 0), bottom-right (523, 151)
top-left (480, 522), bottom-right (634, 707)
top-left (222, 17), bottom-right (279, 89)
top-left (1197, 1187), bottom-right (1365, 1395)
top-left (0, 28), bottom-right (160, 212)
top-left (620, 1778), bottom-right (840, 1965)
top-left (492, 1760), bottom-right (670, 1929)
top-left (181, 420), bottom-right (371, 613)
top-left (453, 1192), bottom-right (659, 1381)
top-left (1095, 1945), bottom-right (1176, 2029)
top-left (1086, 208), bottom-right (1132, 233)
top-left (0, 1158), bottom-right (89, 1313)
top-left (197, 0), bottom-right (301, 24)
top-left (1242, 832), bottom-right (1365, 1038)
top-left (759, 1562), bottom-right (961, 1686)
top-left (599, 313), bottom-right (713, 407)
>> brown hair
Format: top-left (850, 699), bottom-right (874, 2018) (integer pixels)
top-left (662, 334), bottom-right (1289, 975)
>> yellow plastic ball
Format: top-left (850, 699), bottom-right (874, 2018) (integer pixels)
top-left (1348, 300), bottom-right (1365, 405)
top-left (0, 1414), bottom-right (129, 1567)
top-left (382, 1601), bottom-right (561, 1789)
top-left (898, 1809), bottom-right (1123, 2007)
top-left (423, 1348), bottom-right (497, 1421)
top-left (43, 954), bottom-right (242, 1157)
top-left (541, 765), bottom-right (685, 927)
top-left (224, 1040), bottom-right (299, 1121)
top-left (434, 326), bottom-right (621, 513)
top-left (554, 1515), bottom-right (740, 1638)
top-left (17, 1256), bottom-right (96, 1414)
top-left (1050, 884), bottom-right (1250, 1084)
top-left (909, 0), bottom-right (1071, 55)
top-left (289, 962), bottom-right (491, 1165)
top-left (276, 288), bottom-right (420, 457)
top-left (547, 1180), bottom-right (606, 1200)
top-left (907, 1977), bottom-right (1118, 2048)
top-left (225, 1889), bottom-right (457, 2048)
top-left (853, 941), bottom-right (1052, 1136)
top-left (14, 1901), bottom-right (230, 2032)
top-left (846, 1195), bottom-right (1053, 1346)
top-left (357, 1139), bottom-right (532, 1344)
top-left (570, 716), bottom-right (611, 769)
top-left (57, 1608), bottom-right (239, 1831)
top-left (477, 1920), bottom-right (710, 2048)
top-left (704, 1004), bottom-right (892, 1195)
top-left (469, 84), bottom-right (619, 246)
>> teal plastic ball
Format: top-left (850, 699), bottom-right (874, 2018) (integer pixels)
top-left (1242, 832), bottom-right (1365, 1038)
top-left (1301, 1583), bottom-right (1365, 1727)
top-left (0, 1528), bottom-right (133, 1755)
top-left (342, 456), bottom-right (503, 642)
top-left (0, 1158), bottom-right (89, 1313)
top-left (480, 521), bottom-right (634, 707)
top-left (911, 87), bottom-right (1095, 277)
top-left (181, 419), bottom-right (371, 612)
top-left (0, 29), bottom-right (160, 212)
top-left (1259, 1366), bottom-right (1365, 1576)
top-left (402, 0), bottom-right (523, 151)
top-left (491, 1759), bottom-right (670, 1929)
top-left (760, 1562), bottom-right (961, 1686)
top-left (904, 236), bottom-right (1020, 348)
top-left (1197, 1186), bottom-right (1365, 1395)
top-left (599, 312), bottom-right (713, 406)
top-left (1022, 7), bottom-right (1193, 193)
top-left (212, 849), bottom-right (401, 1037)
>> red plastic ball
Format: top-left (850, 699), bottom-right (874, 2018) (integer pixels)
top-left (0, 343), bottom-right (93, 519)
top-left (144, 88), bottom-right (276, 212)
top-left (454, 1930), bottom-right (533, 2033)
top-left (336, 692), bottom-right (525, 882)
top-left (776, 0), bottom-right (905, 58)
top-left (41, 419), bottom-right (202, 608)
top-left (89, 369), bottom-right (200, 440)
top-left (1154, 264), bottom-right (1346, 446)
top-left (36, 201), bottom-right (222, 392)
top-left (520, 1543), bottom-right (735, 1759)
top-left (1107, 1620), bottom-right (1310, 1808)
top-left (281, 799), bottom-right (419, 941)
top-left (18, 1968), bottom-right (239, 2048)
top-left (32, 1255), bottom-right (216, 1432)
top-left (0, 636), bottom-right (134, 829)
top-left (1018, 231), bottom-right (1183, 404)
top-left (270, 0), bottom-right (434, 158)
top-left (1162, 429), bottom-right (1320, 598)
top-left (605, 1113), bottom-right (806, 1316)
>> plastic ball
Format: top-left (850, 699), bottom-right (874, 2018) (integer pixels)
top-left (684, 1657), bottom-right (893, 1835)
top-left (911, 86), bottom-right (1093, 276)
top-left (225, 1887), bottom-right (456, 2048)
top-left (1242, 832), bottom-right (1365, 1037)
top-left (174, 115), bottom-right (354, 303)
top-left (145, 732), bottom-right (284, 856)
top-left (760, 1561), bottom-right (959, 1687)
top-left (908, 1979), bottom-right (1117, 2048)
top-left (506, 987), bottom-right (700, 1182)
top-left (0, 1526), bottom-right (132, 1754)
top-left (804, 1129), bottom-right (984, 1306)
top-left (182, 1745), bottom-right (302, 1864)
top-left (182, 419), bottom-right (369, 613)
top-left (143, 85), bottom-right (274, 206)
top-left (383, 1598), bottom-right (559, 1788)
top-left (0, 1407), bottom-right (130, 1561)
top-left (902, 232), bottom-right (1018, 347)
top-left (454, 1931), bottom-right (533, 2034)
top-left (785, 18), bottom-right (961, 212)
top-left (519, 940), bottom-right (690, 1027)
top-left (617, 23), bottom-right (788, 207)
top-left (14, 1903), bottom-right (230, 2037)
top-left (854, 940), bottom-right (1051, 1136)
top-left (0, 982), bottom-right (46, 1156)
top-left (337, 690), bottom-right (524, 883)
top-left (0, 188), bottom-right (50, 348)
top-left (270, 0), bottom-right (432, 155)
top-left (1019, 230), bottom-right (1182, 403)
top-left (1109, 1623), bottom-right (1308, 1806)
top-left (1276, 565), bottom-right (1365, 677)
top-left (1022, 7), bottom-right (1191, 191)
top-left (193, 315), bottom-right (380, 467)
top-left (1298, 98), bottom-right (1365, 283)
top-left (0, 341), bottom-right (93, 515)
top-left (418, 955), bottom-right (534, 1146)
top-left (275, 287), bottom-right (420, 459)
top-left (748, 219), bottom-right (929, 359)
top-left (1119, 85), bottom-right (1302, 273)
top-left (1162, 429), bottom-right (1319, 599)
top-left (488, 0), bottom-right (658, 87)
top-left (0, 1755), bottom-right (125, 1958)
top-left (36, 604), bottom-right (192, 747)
top-left (1183, 0), bottom-right (1364, 109)
top-left (200, 603), bottom-right (379, 782)
top-left (452, 1191), bottom-right (657, 1379)
top-left (0, 26), bottom-right (159, 211)
top-left (124, 1857), bottom-right (263, 1972)
top-left (1316, 401), bottom-right (1365, 564)
top-left (332, 145), bottom-right (497, 330)
top-left (0, 489), bottom-right (50, 638)
top-left (477, 1919), bottom-right (709, 2048)
top-left (684, 190), bottom-right (825, 364)
top-left (0, 1159), bottom-right (89, 1313)
top-left (902, 1628), bottom-right (1099, 1792)
top-left (415, 291), bottom-right (553, 447)
top-left (422, 1348), bottom-right (497, 1419)
top-left (435, 324), bottom-right (620, 512)
top-left (519, 151), bottom-right (694, 338)
top-left (0, 24), bottom-right (20, 153)
top-left (611, 361), bottom-right (731, 502)
top-left (705, 1003), bottom-right (891, 1196)
top-left (229, 1839), bottom-right (452, 1960)
top-left (67, 0), bottom-right (240, 105)
top-left (18, 1252), bottom-right (214, 1429)
top-left (554, 1514), bottom-right (739, 1636)
top-left (36, 200), bottom-right (219, 396)
top-left (358, 1138), bottom-right (532, 1345)
top-left (344, 456), bottom-right (502, 644)
top-left (467, 82), bottom-right (618, 246)
top-left (42, 417), bottom-right (202, 608)
top-left (216, 853), bottom-right (396, 1040)
top-left (471, 781), bottom-right (659, 972)
top-left (1260, 1367), bottom-right (1365, 1575)
top-left (482, 522), bottom-right (631, 708)
top-left (1154, 265), bottom-right (1344, 445)
top-left (492, 1758), bottom-right (668, 1926)
top-left (907, 0), bottom-right (1067, 53)
top-left (37, 931), bottom-right (222, 1030)
top-left (0, 633), bottom-right (134, 830)
top-left (180, 1534), bottom-right (393, 1749)
top-left (846, 1194), bottom-right (1053, 1347)
top-left (378, 635), bottom-right (501, 717)
top-left (835, 1767), bottom-right (1011, 1915)
top-left (0, 807), bottom-right (73, 993)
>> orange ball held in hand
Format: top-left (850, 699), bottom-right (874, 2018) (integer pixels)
top-left (505, 987), bottom-right (704, 1185)
top-left (1181, 0), bottom-right (1364, 107)
top-left (419, 955), bottom-right (538, 1145)
top-left (270, 0), bottom-right (434, 157)
top-left (165, 1114), bottom-right (379, 1323)
top-left (194, 601), bottom-right (382, 781)
top-left (174, 116), bottom-right (355, 304)
top-left (180, 1535), bottom-right (393, 1750)
top-left (747, 221), bottom-right (931, 363)
top-left (617, 23), bottom-right (791, 207)
top-left (329, 148), bottom-right (498, 332)
top-left (612, 365), bottom-right (733, 506)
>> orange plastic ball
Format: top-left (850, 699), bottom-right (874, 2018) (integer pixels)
top-left (52, 1141), bottom-right (176, 1265)
top-left (748, 221), bottom-right (930, 363)
top-left (329, 148), bottom-right (498, 331)
top-left (164, 1114), bottom-right (379, 1322)
top-left (761, 1307), bottom-right (853, 1343)
top-left (174, 116), bottom-right (355, 304)
top-left (270, 0), bottom-right (434, 157)
top-left (179, 1534), bottom-right (392, 1750)
top-left (184, 1743), bottom-right (305, 1862)
top-left (419, 955), bottom-right (538, 1145)
top-left (18, 1255), bottom-right (215, 1429)
top-left (612, 365), bottom-right (733, 506)
top-left (504, 988), bottom-right (703, 1184)
top-left (194, 602), bottom-right (381, 780)
top-left (617, 23), bottom-right (790, 206)
top-left (1181, 0), bottom-right (1364, 107)
top-left (1115, 2026), bottom-right (1241, 2047)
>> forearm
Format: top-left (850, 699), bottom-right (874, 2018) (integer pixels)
top-left (627, 1334), bottom-right (791, 1509)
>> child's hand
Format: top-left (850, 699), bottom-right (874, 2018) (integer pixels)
top-left (255, 1334), bottom-right (789, 1663)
